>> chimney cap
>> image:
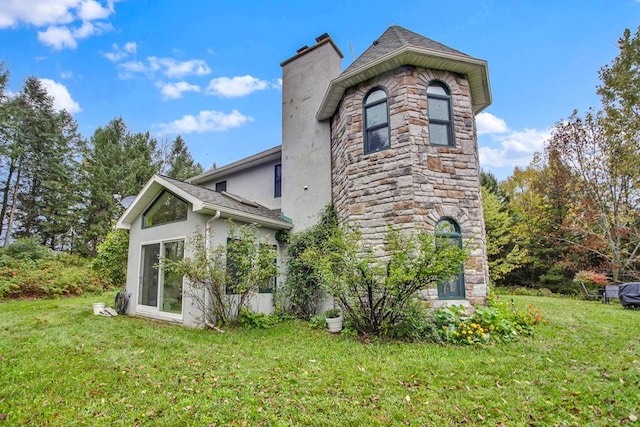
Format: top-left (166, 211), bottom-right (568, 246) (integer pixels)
top-left (315, 33), bottom-right (330, 43)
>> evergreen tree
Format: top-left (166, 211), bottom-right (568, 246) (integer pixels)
top-left (160, 135), bottom-right (203, 180)
top-left (79, 118), bottom-right (159, 255)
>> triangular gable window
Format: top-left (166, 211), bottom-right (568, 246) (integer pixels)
top-left (142, 190), bottom-right (188, 228)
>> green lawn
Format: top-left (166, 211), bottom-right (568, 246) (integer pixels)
top-left (1, 294), bottom-right (638, 426)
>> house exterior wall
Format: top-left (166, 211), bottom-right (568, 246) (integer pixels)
top-left (281, 39), bottom-right (342, 231)
top-left (330, 65), bottom-right (488, 306)
top-left (125, 205), bottom-right (281, 328)
top-left (196, 158), bottom-right (282, 209)
top-left (125, 207), bottom-right (207, 326)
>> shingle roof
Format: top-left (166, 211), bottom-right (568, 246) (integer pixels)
top-left (344, 26), bottom-right (469, 74)
top-left (316, 25), bottom-right (491, 120)
top-left (160, 175), bottom-right (284, 223)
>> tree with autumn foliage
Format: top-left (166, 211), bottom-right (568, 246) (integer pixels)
top-left (545, 26), bottom-right (640, 283)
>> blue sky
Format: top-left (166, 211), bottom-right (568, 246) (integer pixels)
top-left (1, 1), bottom-right (639, 180)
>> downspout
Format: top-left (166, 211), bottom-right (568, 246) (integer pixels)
top-left (204, 211), bottom-right (221, 328)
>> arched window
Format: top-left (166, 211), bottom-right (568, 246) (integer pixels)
top-left (427, 81), bottom-right (454, 146)
top-left (435, 218), bottom-right (465, 299)
top-left (363, 88), bottom-right (390, 154)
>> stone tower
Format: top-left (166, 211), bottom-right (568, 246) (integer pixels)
top-left (317, 26), bottom-right (492, 306)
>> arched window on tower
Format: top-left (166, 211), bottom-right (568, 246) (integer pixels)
top-left (427, 81), bottom-right (454, 146)
top-left (363, 88), bottom-right (390, 154)
top-left (435, 218), bottom-right (465, 298)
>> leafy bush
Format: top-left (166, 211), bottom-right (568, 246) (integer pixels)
top-left (237, 308), bottom-right (280, 329)
top-left (0, 250), bottom-right (110, 300)
top-left (165, 222), bottom-right (277, 326)
top-left (3, 237), bottom-right (49, 261)
top-left (278, 206), bottom-right (339, 320)
top-left (433, 294), bottom-right (547, 345)
top-left (302, 220), bottom-right (468, 338)
top-left (92, 228), bottom-right (129, 288)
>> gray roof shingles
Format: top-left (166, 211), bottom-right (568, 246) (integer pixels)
top-left (160, 175), bottom-right (283, 223)
top-left (344, 25), bottom-right (470, 74)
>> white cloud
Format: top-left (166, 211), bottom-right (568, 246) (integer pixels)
top-left (156, 81), bottom-right (201, 100)
top-left (1, 0), bottom-right (116, 49)
top-left (117, 57), bottom-right (211, 78)
top-left (479, 128), bottom-right (550, 168)
top-left (158, 110), bottom-right (253, 134)
top-left (37, 26), bottom-right (77, 50)
top-left (147, 57), bottom-right (211, 78)
top-left (476, 112), bottom-right (508, 135)
top-left (77, 0), bottom-right (113, 21)
top-left (103, 41), bottom-right (137, 62)
top-left (39, 78), bottom-right (82, 114)
top-left (0, 0), bottom-right (78, 27)
top-left (117, 60), bottom-right (148, 78)
top-left (206, 75), bottom-right (271, 98)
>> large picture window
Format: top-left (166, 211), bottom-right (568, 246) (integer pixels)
top-left (142, 191), bottom-right (188, 228)
top-left (363, 88), bottom-right (390, 154)
top-left (427, 81), bottom-right (454, 146)
top-left (435, 218), bottom-right (465, 299)
top-left (139, 240), bottom-right (184, 314)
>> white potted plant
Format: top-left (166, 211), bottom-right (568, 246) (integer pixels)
top-left (324, 308), bottom-right (343, 333)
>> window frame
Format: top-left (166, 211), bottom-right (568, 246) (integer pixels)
top-left (427, 81), bottom-right (455, 147)
top-left (363, 87), bottom-right (391, 155)
top-left (435, 218), bottom-right (465, 299)
top-left (138, 238), bottom-right (185, 316)
top-left (215, 181), bottom-right (227, 192)
top-left (142, 190), bottom-right (188, 229)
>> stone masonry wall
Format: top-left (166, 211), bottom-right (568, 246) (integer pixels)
top-left (330, 65), bottom-right (489, 306)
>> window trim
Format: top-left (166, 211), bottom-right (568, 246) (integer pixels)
top-left (427, 81), bottom-right (455, 147)
top-left (435, 218), bottom-right (465, 299)
top-left (363, 87), bottom-right (391, 155)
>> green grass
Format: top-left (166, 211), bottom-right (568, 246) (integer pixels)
top-left (1, 294), bottom-right (639, 426)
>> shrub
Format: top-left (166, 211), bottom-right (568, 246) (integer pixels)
top-left (433, 294), bottom-right (547, 345)
top-left (92, 228), bottom-right (130, 288)
top-left (278, 206), bottom-right (339, 320)
top-left (165, 222), bottom-right (277, 327)
top-left (302, 222), bottom-right (468, 338)
top-left (574, 270), bottom-right (609, 287)
top-left (237, 308), bottom-right (280, 329)
top-left (4, 237), bottom-right (49, 261)
top-left (0, 251), bottom-right (109, 300)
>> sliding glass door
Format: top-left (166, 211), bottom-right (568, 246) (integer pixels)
top-left (140, 240), bottom-right (184, 314)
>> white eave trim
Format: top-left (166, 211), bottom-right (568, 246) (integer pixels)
top-left (316, 45), bottom-right (492, 120)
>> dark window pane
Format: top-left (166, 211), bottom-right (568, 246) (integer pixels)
top-left (162, 241), bottom-right (184, 314)
top-left (366, 103), bottom-right (387, 127)
top-left (274, 164), bottom-right (282, 198)
top-left (365, 89), bottom-right (386, 104)
top-left (366, 127), bottom-right (390, 153)
top-left (140, 244), bottom-right (160, 307)
top-left (143, 191), bottom-right (188, 228)
top-left (429, 123), bottom-right (450, 146)
top-left (215, 181), bottom-right (227, 192)
top-left (428, 97), bottom-right (450, 121)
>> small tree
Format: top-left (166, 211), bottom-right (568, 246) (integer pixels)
top-left (166, 222), bottom-right (276, 327)
top-left (92, 228), bottom-right (129, 288)
top-left (279, 205), bottom-right (339, 319)
top-left (303, 223), bottom-right (468, 337)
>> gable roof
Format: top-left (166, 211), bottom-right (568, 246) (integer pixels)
top-left (116, 174), bottom-right (292, 230)
top-left (316, 25), bottom-right (491, 120)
